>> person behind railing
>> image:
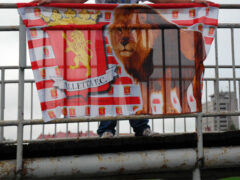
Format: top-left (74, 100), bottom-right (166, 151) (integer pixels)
top-left (32, 0), bottom-right (207, 138)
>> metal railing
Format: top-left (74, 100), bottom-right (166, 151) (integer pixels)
top-left (0, 3), bottom-right (240, 180)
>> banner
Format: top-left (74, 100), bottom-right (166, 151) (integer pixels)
top-left (17, 3), bottom-right (219, 122)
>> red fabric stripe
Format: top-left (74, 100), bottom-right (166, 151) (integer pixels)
top-left (18, 3), bottom-right (118, 9)
top-left (104, 37), bottom-right (109, 44)
top-left (28, 38), bottom-right (50, 49)
top-left (23, 19), bottom-right (46, 28)
top-left (173, 17), bottom-right (218, 26)
top-left (152, 99), bottom-right (161, 104)
top-left (204, 37), bottom-right (214, 45)
top-left (41, 23), bottom-right (109, 30)
top-left (114, 77), bottom-right (133, 85)
top-left (31, 59), bottom-right (57, 70)
top-left (107, 56), bottom-right (118, 65)
top-left (32, 63), bottom-right (101, 71)
top-left (17, 2), bottom-right (219, 9)
top-left (41, 99), bottom-right (63, 111)
top-left (40, 96), bottom-right (141, 111)
top-left (24, 20), bottom-right (108, 28)
top-left (25, 18), bottom-right (218, 28)
top-left (36, 80), bottom-right (54, 90)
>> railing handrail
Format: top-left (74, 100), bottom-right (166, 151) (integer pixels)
top-left (1, 23), bottom-right (240, 32)
top-left (0, 111), bottom-right (240, 127)
top-left (0, 3), bottom-right (240, 9)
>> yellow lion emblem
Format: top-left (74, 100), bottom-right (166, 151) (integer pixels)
top-left (63, 31), bottom-right (92, 77)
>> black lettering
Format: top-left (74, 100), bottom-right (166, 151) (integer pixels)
top-left (87, 80), bottom-right (91, 88)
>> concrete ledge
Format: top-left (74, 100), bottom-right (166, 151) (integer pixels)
top-left (1, 131), bottom-right (240, 160)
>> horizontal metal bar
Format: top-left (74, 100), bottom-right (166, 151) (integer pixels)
top-left (0, 3), bottom-right (240, 9)
top-left (205, 65), bottom-right (240, 68)
top-left (1, 65), bottom-right (239, 70)
top-left (1, 147), bottom-right (240, 179)
top-left (0, 112), bottom-right (239, 127)
top-left (1, 24), bottom-right (240, 32)
top-left (0, 3), bottom-right (17, 8)
top-left (0, 26), bottom-right (19, 31)
top-left (2, 65), bottom-right (239, 69)
top-left (204, 78), bottom-right (240, 81)
top-left (219, 4), bottom-right (240, 9)
top-left (218, 24), bottom-right (240, 29)
top-left (1, 78), bottom-right (240, 84)
top-left (0, 66), bottom-right (31, 69)
top-left (0, 80), bottom-right (34, 84)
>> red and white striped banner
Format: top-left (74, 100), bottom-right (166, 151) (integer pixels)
top-left (17, 3), bottom-right (219, 122)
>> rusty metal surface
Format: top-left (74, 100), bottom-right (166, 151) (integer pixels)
top-left (0, 147), bottom-right (240, 179)
top-left (204, 147), bottom-right (240, 168)
top-left (0, 132), bottom-right (239, 179)
top-left (1, 133), bottom-right (197, 160)
top-left (1, 149), bottom-right (197, 179)
top-left (1, 131), bottom-right (240, 160)
top-left (0, 160), bottom-right (16, 178)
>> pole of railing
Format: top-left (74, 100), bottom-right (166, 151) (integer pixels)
top-left (231, 29), bottom-right (237, 98)
top-left (0, 68), bottom-right (5, 142)
top-left (239, 81), bottom-right (240, 113)
top-left (30, 83), bottom-right (33, 140)
top-left (88, 121), bottom-right (90, 137)
top-left (205, 81), bottom-right (208, 130)
top-left (151, 119), bottom-right (154, 132)
top-left (16, 17), bottom-right (26, 179)
top-left (1, 3), bottom-right (240, 8)
top-left (214, 30), bottom-right (220, 132)
top-left (228, 81), bottom-right (231, 129)
top-left (116, 120), bottom-right (120, 136)
top-left (193, 113), bottom-right (203, 180)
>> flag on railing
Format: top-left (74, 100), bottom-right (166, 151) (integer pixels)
top-left (17, 3), bottom-right (219, 122)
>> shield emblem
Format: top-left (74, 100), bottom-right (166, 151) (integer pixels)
top-left (47, 29), bottom-right (110, 98)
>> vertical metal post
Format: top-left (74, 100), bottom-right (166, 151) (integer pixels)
top-left (228, 81), bottom-right (231, 129)
top-left (77, 122), bottom-right (80, 138)
top-left (163, 118), bottom-right (165, 133)
top-left (42, 123), bottom-right (45, 139)
top-left (197, 113), bottom-right (204, 162)
top-left (151, 119), bottom-right (154, 132)
top-left (193, 168), bottom-right (201, 180)
top-left (229, 81), bottom-right (232, 107)
top-left (66, 123), bottom-right (68, 137)
top-left (184, 118), bottom-right (186, 133)
top-left (88, 122), bottom-right (90, 137)
top-left (193, 113), bottom-right (203, 180)
top-left (0, 68), bottom-right (5, 142)
top-left (30, 83), bottom-right (33, 140)
top-left (214, 31), bottom-right (220, 131)
top-left (129, 123), bottom-right (132, 134)
top-left (116, 120), bottom-right (120, 136)
top-left (205, 81), bottom-right (208, 130)
top-left (231, 29), bottom-right (237, 97)
top-left (239, 81), bottom-right (240, 111)
top-left (16, 17), bottom-right (26, 179)
top-left (173, 118), bottom-right (176, 133)
top-left (230, 29), bottom-right (238, 130)
top-left (54, 123), bottom-right (57, 138)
